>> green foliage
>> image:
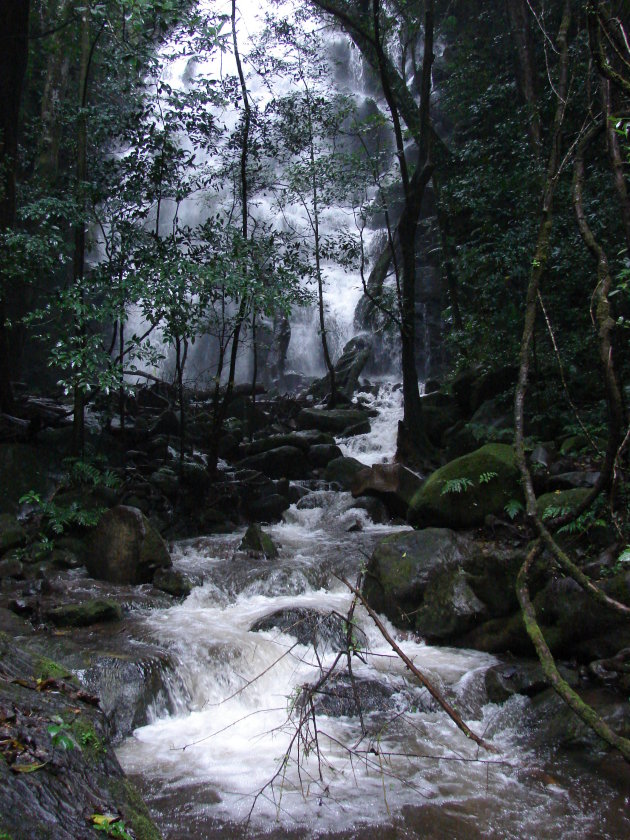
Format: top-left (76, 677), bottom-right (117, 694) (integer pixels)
top-left (19, 490), bottom-right (103, 535)
top-left (47, 722), bottom-right (76, 752)
top-left (478, 471), bottom-right (498, 484)
top-left (504, 499), bottom-right (524, 520)
top-left (91, 814), bottom-right (134, 840)
top-left (542, 503), bottom-right (606, 535)
top-left (441, 476), bottom-right (474, 495)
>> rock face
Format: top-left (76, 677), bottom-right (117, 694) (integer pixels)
top-left (88, 505), bottom-right (171, 585)
top-left (0, 633), bottom-right (161, 840)
top-left (408, 443), bottom-right (522, 528)
top-left (351, 462), bottom-right (423, 518)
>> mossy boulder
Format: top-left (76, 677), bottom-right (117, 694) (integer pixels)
top-left (363, 528), bottom-right (478, 628)
top-left (408, 443), bottom-right (522, 529)
top-left (239, 523), bottom-right (278, 558)
top-left (88, 505), bottom-right (171, 585)
top-left (45, 598), bottom-right (123, 628)
top-left (535, 487), bottom-right (591, 521)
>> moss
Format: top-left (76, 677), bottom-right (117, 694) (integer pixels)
top-left (408, 443), bottom-right (522, 528)
top-left (535, 487), bottom-right (591, 520)
top-left (33, 655), bottom-right (72, 682)
top-left (68, 719), bottom-right (105, 762)
top-left (46, 599), bottom-right (123, 628)
top-left (111, 778), bottom-right (162, 840)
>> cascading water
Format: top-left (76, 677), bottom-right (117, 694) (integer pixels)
top-left (117, 395), bottom-right (628, 838)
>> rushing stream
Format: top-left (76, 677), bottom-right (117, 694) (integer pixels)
top-left (116, 395), bottom-right (630, 839)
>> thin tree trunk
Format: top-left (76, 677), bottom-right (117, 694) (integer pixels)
top-left (0, 0), bottom-right (31, 412)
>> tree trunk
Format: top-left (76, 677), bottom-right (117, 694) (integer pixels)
top-left (0, 0), bottom-right (31, 412)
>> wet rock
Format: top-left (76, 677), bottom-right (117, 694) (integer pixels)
top-left (415, 568), bottom-right (487, 641)
top-left (297, 407), bottom-right (371, 436)
top-left (153, 567), bottom-right (192, 598)
top-left (323, 456), bottom-right (365, 490)
top-left (88, 505), bottom-right (172, 585)
top-left (363, 528), bottom-right (479, 629)
top-left (352, 462), bottom-right (423, 518)
top-left (309, 675), bottom-right (422, 717)
top-left (307, 443), bottom-right (343, 468)
top-left (347, 495), bottom-right (390, 524)
top-left (239, 524), bottom-right (278, 558)
top-left (45, 598), bottom-right (123, 627)
top-left (589, 649), bottom-right (630, 693)
top-left (0, 636), bottom-right (161, 840)
top-left (250, 607), bottom-right (367, 653)
top-left (0, 555), bottom-right (24, 579)
top-left (236, 445), bottom-right (311, 480)
top-left (545, 471), bottom-right (600, 491)
top-left (81, 648), bottom-right (181, 742)
top-left (307, 335), bottom-right (372, 401)
top-left (484, 658), bottom-right (578, 704)
top-left (0, 513), bottom-right (27, 556)
top-left (246, 493), bottom-right (290, 523)
top-left (408, 443), bottom-right (522, 529)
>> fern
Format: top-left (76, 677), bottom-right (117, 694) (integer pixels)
top-left (504, 499), bottom-right (524, 520)
top-left (478, 471), bottom-right (498, 484)
top-left (441, 477), bottom-right (474, 495)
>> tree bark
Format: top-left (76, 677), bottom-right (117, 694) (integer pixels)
top-left (0, 0), bottom-right (31, 412)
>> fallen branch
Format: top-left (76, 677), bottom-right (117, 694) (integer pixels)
top-left (338, 576), bottom-right (497, 754)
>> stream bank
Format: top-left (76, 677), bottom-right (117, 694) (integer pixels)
top-left (1, 375), bottom-right (630, 838)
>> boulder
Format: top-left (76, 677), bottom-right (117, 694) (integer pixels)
top-left (310, 675), bottom-right (413, 717)
top-left (451, 365), bottom-right (517, 416)
top-left (414, 568), bottom-right (487, 641)
top-left (152, 567), bottom-right (192, 598)
top-left (535, 487), bottom-right (592, 521)
top-left (307, 335), bottom-right (372, 401)
top-left (408, 443), bottom-right (522, 529)
top-left (363, 528), bottom-right (478, 628)
top-left (420, 391), bottom-right (462, 446)
top-left (236, 431), bottom-right (335, 460)
top-left (250, 607), bottom-right (367, 653)
top-left (348, 495), bottom-right (390, 524)
top-left (351, 463), bottom-right (423, 518)
top-left (297, 407), bottom-right (371, 436)
top-left (236, 445), bottom-right (311, 480)
top-left (239, 524), bottom-right (278, 558)
top-left (88, 505), bottom-right (172, 585)
top-left (0, 513), bottom-right (27, 556)
top-left (307, 443), bottom-right (343, 468)
top-left (324, 456), bottom-right (365, 490)
top-left (45, 598), bottom-right (123, 627)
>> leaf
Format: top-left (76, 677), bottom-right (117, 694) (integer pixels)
top-left (11, 761), bottom-right (48, 773)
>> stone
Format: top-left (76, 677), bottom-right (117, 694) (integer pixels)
top-left (348, 495), bottom-right (390, 524)
top-left (363, 528), bottom-right (478, 628)
top-left (307, 335), bottom-right (372, 401)
top-left (0, 555), bottom-right (24, 579)
top-left (88, 505), bottom-right (172, 585)
top-left (408, 443), bottom-right (522, 529)
top-left (451, 365), bottom-right (517, 416)
top-left (236, 445), bottom-right (311, 480)
top-left (245, 493), bottom-right (290, 523)
top-left (307, 443), bottom-right (343, 468)
top-left (351, 462), bottom-right (423, 518)
top-left (323, 456), bottom-right (366, 490)
top-left (236, 430), bottom-right (335, 460)
top-left (0, 513), bottom-right (27, 555)
top-left (535, 487), bottom-right (592, 521)
top-left (415, 568), bottom-right (487, 641)
top-left (45, 598), bottom-right (123, 627)
top-left (250, 607), bottom-right (367, 653)
top-left (150, 408), bottom-right (180, 435)
top-left (484, 659), bottom-right (578, 704)
top-left (297, 407), bottom-right (371, 435)
top-left (152, 567), bottom-right (192, 598)
top-left (239, 524), bottom-right (279, 558)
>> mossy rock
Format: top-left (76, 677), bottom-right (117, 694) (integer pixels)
top-left (239, 524), bottom-right (278, 558)
top-left (0, 514), bottom-right (26, 556)
top-left (45, 598), bottom-right (123, 627)
top-left (408, 443), bottom-right (522, 529)
top-left (363, 528), bottom-right (478, 629)
top-left (535, 487), bottom-right (591, 521)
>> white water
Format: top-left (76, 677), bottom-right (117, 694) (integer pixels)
top-left (338, 383), bottom-right (404, 465)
